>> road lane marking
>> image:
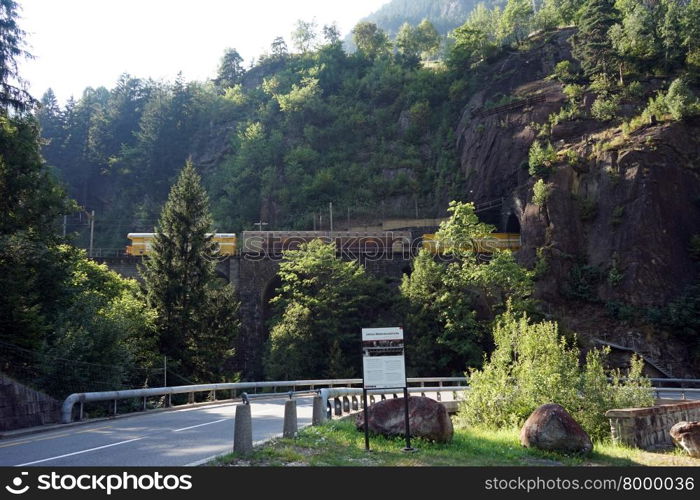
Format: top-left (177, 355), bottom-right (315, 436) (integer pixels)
top-left (0, 433), bottom-right (72, 448)
top-left (173, 418), bottom-right (228, 432)
top-left (15, 438), bottom-right (144, 466)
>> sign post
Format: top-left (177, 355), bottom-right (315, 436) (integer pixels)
top-left (361, 327), bottom-right (414, 452)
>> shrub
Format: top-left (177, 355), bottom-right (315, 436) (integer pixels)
top-left (553, 60), bottom-right (575, 83)
top-left (665, 77), bottom-right (700, 120)
top-left (532, 178), bottom-right (552, 206)
top-left (563, 83), bottom-right (585, 102)
top-left (456, 308), bottom-right (653, 440)
top-left (623, 81), bottom-right (644, 99)
top-left (591, 95), bottom-right (620, 121)
top-left (528, 140), bottom-right (557, 177)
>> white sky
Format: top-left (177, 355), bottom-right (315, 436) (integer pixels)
top-left (17, 0), bottom-right (389, 103)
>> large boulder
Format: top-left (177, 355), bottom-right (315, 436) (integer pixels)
top-left (670, 421), bottom-right (700, 458)
top-left (355, 396), bottom-right (453, 443)
top-left (520, 403), bottom-right (593, 454)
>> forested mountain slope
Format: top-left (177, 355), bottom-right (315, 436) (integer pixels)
top-left (36, 0), bottom-right (700, 374)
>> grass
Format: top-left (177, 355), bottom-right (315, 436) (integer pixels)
top-left (211, 420), bottom-right (700, 467)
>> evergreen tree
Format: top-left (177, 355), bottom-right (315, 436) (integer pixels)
top-left (0, 0), bottom-right (34, 112)
top-left (141, 161), bottom-right (238, 382)
top-left (571, 0), bottom-right (620, 77)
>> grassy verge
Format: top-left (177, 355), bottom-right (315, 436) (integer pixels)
top-left (211, 420), bottom-right (699, 467)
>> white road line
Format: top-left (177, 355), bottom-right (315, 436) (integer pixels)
top-left (172, 418), bottom-right (229, 433)
top-left (15, 438), bottom-right (144, 466)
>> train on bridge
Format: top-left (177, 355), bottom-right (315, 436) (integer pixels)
top-left (126, 231), bottom-right (521, 256)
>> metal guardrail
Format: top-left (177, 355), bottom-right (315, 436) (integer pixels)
top-left (60, 377), bottom-right (466, 423)
top-left (61, 376), bottom-right (700, 424)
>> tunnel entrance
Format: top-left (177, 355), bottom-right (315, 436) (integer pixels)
top-left (505, 213), bottom-right (521, 233)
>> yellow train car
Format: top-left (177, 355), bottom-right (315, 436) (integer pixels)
top-left (421, 232), bottom-right (521, 254)
top-left (126, 233), bottom-right (237, 256)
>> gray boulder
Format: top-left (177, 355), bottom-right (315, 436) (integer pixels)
top-left (670, 421), bottom-right (700, 458)
top-left (520, 403), bottom-right (593, 454)
top-left (355, 396), bottom-right (453, 443)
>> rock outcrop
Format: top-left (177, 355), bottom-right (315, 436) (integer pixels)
top-left (520, 403), bottom-right (593, 454)
top-left (355, 396), bottom-right (453, 443)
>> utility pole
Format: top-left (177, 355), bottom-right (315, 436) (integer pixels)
top-left (88, 210), bottom-right (95, 258)
top-left (164, 356), bottom-right (167, 387)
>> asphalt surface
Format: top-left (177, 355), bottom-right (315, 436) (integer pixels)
top-left (0, 398), bottom-right (313, 467)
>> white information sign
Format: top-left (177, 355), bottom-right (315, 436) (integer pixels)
top-left (362, 327), bottom-right (406, 389)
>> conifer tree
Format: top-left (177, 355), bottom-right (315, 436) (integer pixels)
top-left (141, 160), bottom-right (238, 382)
top-left (571, 0), bottom-right (619, 77)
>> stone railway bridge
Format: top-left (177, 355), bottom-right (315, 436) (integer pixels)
top-left (95, 237), bottom-right (422, 379)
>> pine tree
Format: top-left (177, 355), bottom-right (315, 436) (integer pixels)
top-left (141, 161), bottom-right (238, 382)
top-left (571, 0), bottom-right (620, 77)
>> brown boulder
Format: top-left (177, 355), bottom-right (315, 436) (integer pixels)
top-left (520, 403), bottom-right (593, 454)
top-left (670, 421), bottom-right (700, 458)
top-left (355, 396), bottom-right (453, 443)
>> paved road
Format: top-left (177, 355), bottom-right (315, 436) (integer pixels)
top-left (0, 398), bottom-right (313, 467)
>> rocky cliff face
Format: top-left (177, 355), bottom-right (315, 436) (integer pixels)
top-left (456, 29), bottom-right (700, 375)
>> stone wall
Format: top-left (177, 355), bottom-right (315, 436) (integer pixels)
top-left (606, 401), bottom-right (700, 450)
top-left (0, 374), bottom-right (61, 432)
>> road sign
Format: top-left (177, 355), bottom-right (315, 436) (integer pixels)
top-left (362, 327), bottom-right (406, 390)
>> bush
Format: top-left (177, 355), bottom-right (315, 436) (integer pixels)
top-left (591, 95), bottom-right (620, 121)
top-left (456, 308), bottom-right (653, 440)
top-left (532, 178), bottom-right (552, 206)
top-left (528, 140), bottom-right (557, 177)
top-left (665, 77), bottom-right (700, 120)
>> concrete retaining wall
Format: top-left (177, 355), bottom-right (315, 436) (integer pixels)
top-left (0, 374), bottom-right (61, 431)
top-left (606, 400), bottom-right (700, 450)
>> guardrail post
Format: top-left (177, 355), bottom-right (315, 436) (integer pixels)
top-left (142, 397), bottom-right (147, 411)
top-left (113, 400), bottom-right (117, 416)
top-left (233, 403), bottom-right (253, 456)
top-left (312, 396), bottom-right (326, 425)
top-left (352, 396), bottom-right (359, 411)
top-left (283, 400), bottom-right (298, 438)
top-left (342, 396), bottom-right (350, 413)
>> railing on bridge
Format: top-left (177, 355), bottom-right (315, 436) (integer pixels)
top-left (60, 377), bottom-right (467, 424)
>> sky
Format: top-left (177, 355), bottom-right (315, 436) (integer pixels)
top-left (17, 0), bottom-right (390, 103)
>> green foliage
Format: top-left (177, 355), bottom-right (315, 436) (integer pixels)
top-left (528, 140), bottom-right (557, 177)
top-left (665, 77), bottom-right (700, 120)
top-left (352, 22), bottom-right (392, 58)
top-left (553, 60), bottom-right (576, 83)
top-left (456, 308), bottom-right (653, 440)
top-left (396, 19), bottom-right (441, 60)
top-left (265, 239), bottom-right (395, 379)
top-left (591, 94), bottom-right (620, 121)
top-left (571, 0), bottom-right (619, 77)
top-left (401, 202), bottom-right (533, 375)
top-left (532, 178), bottom-right (553, 206)
top-left (563, 261), bottom-right (603, 301)
top-left (0, 0), bottom-right (34, 111)
top-left (141, 162), bottom-right (238, 383)
top-left (563, 83), bottom-right (585, 101)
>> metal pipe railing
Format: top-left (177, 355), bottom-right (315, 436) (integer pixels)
top-left (60, 377), bottom-right (467, 423)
